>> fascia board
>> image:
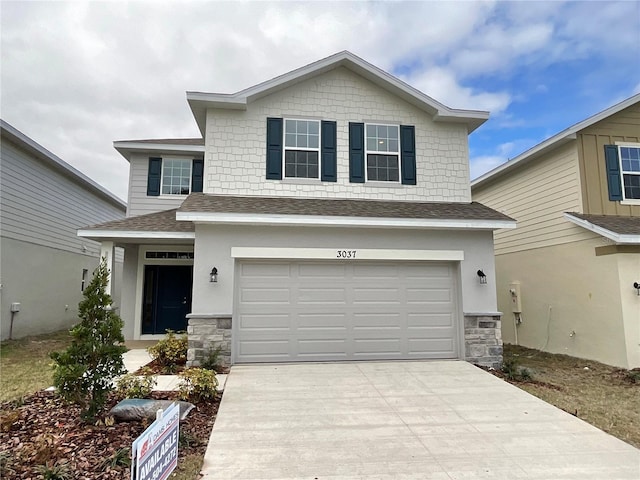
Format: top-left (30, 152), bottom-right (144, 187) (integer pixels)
top-left (176, 211), bottom-right (516, 230)
top-left (114, 141), bottom-right (205, 160)
top-left (77, 230), bottom-right (195, 239)
top-left (564, 213), bottom-right (640, 244)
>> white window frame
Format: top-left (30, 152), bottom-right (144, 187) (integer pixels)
top-left (282, 118), bottom-right (321, 179)
top-left (365, 122), bottom-right (401, 183)
top-left (617, 142), bottom-right (640, 205)
top-left (160, 157), bottom-right (192, 196)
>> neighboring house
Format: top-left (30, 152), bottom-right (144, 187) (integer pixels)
top-left (0, 120), bottom-right (127, 340)
top-left (79, 51), bottom-right (514, 367)
top-left (472, 94), bottom-right (640, 369)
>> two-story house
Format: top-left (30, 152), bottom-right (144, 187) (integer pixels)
top-left (472, 94), bottom-right (640, 369)
top-left (1, 120), bottom-right (126, 340)
top-left (79, 51), bottom-right (514, 367)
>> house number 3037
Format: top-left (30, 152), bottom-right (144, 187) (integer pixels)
top-left (337, 250), bottom-right (356, 259)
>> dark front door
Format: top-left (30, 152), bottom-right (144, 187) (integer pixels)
top-left (142, 265), bottom-right (193, 334)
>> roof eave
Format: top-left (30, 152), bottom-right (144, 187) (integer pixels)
top-left (176, 211), bottom-right (516, 230)
top-left (114, 141), bottom-right (205, 161)
top-left (471, 93), bottom-right (640, 190)
top-left (564, 213), bottom-right (640, 244)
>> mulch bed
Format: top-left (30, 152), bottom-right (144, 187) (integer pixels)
top-left (0, 390), bottom-right (220, 479)
top-left (133, 359), bottom-right (230, 376)
top-left (476, 365), bottom-right (564, 391)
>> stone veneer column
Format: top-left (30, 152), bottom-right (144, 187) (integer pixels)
top-left (186, 315), bottom-right (232, 368)
top-left (463, 314), bottom-right (503, 368)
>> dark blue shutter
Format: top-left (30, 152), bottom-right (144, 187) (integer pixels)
top-left (605, 145), bottom-right (622, 201)
top-left (400, 125), bottom-right (416, 185)
top-left (321, 121), bottom-right (337, 182)
top-left (266, 118), bottom-right (283, 180)
top-left (191, 159), bottom-right (204, 193)
top-left (349, 122), bottom-right (365, 183)
top-left (147, 157), bottom-right (162, 196)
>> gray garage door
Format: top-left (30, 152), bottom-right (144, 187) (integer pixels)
top-left (234, 261), bottom-right (458, 363)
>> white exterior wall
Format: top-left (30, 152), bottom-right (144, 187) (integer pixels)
top-left (191, 225), bottom-right (497, 317)
top-left (204, 67), bottom-right (471, 202)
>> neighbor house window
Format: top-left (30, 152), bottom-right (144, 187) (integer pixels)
top-left (365, 124), bottom-right (400, 182)
top-left (620, 146), bottom-right (640, 200)
top-left (162, 158), bottom-right (192, 195)
top-left (284, 119), bottom-right (320, 179)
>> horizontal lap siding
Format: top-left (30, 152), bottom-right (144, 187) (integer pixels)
top-left (127, 154), bottom-right (188, 217)
top-left (578, 103), bottom-right (640, 216)
top-left (473, 142), bottom-right (595, 255)
top-left (0, 139), bottom-right (125, 256)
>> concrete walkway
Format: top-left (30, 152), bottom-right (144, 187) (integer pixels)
top-left (200, 361), bottom-right (639, 479)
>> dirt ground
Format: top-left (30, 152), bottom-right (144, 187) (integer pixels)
top-left (503, 344), bottom-right (640, 449)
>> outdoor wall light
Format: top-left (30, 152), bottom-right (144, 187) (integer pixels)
top-left (477, 270), bottom-right (487, 285)
top-left (634, 282), bottom-right (640, 295)
top-left (210, 267), bottom-right (218, 283)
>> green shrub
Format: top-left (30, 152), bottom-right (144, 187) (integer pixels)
top-left (101, 447), bottom-right (131, 470)
top-left (35, 460), bottom-right (72, 480)
top-left (502, 358), bottom-right (533, 382)
top-left (50, 258), bottom-right (127, 422)
top-left (115, 373), bottom-right (156, 399)
top-left (200, 346), bottom-right (223, 372)
top-left (178, 368), bottom-right (218, 402)
top-left (147, 330), bottom-right (187, 372)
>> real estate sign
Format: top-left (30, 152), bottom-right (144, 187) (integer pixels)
top-left (131, 402), bottom-right (180, 480)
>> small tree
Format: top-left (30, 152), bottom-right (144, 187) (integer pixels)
top-left (51, 258), bottom-right (127, 421)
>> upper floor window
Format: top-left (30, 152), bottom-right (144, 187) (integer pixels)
top-left (620, 146), bottom-right (640, 200)
top-left (365, 124), bottom-right (400, 182)
top-left (147, 157), bottom-right (203, 197)
top-left (162, 158), bottom-right (192, 195)
top-left (284, 119), bottom-right (320, 179)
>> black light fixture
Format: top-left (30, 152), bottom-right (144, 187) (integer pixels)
top-left (634, 282), bottom-right (640, 295)
top-left (210, 267), bottom-right (218, 283)
top-left (477, 270), bottom-right (487, 285)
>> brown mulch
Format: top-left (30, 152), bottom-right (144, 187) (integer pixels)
top-left (0, 390), bottom-right (219, 479)
top-left (476, 364), bottom-right (565, 391)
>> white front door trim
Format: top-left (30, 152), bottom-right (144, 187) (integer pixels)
top-left (231, 247), bottom-right (464, 261)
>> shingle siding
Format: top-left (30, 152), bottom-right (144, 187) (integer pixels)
top-left (203, 67), bottom-right (471, 202)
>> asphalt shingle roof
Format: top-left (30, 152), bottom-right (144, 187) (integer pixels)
top-left (567, 213), bottom-right (640, 236)
top-left (179, 194), bottom-right (514, 221)
top-left (83, 208), bottom-right (194, 232)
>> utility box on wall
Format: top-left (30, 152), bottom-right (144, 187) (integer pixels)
top-left (509, 282), bottom-right (522, 313)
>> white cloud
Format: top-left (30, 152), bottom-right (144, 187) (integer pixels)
top-left (403, 67), bottom-right (511, 113)
top-left (469, 155), bottom-right (507, 180)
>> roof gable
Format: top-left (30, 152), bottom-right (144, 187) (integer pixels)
top-left (471, 93), bottom-right (640, 190)
top-left (187, 51), bottom-right (489, 136)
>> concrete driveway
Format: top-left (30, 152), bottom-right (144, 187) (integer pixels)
top-left (200, 361), bottom-right (639, 479)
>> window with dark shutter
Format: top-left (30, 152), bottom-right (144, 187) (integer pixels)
top-left (400, 125), bottom-right (416, 185)
top-left (321, 121), bottom-right (337, 182)
top-left (605, 145), bottom-right (623, 201)
top-left (266, 117), bottom-right (283, 179)
top-left (147, 157), bottom-right (162, 196)
top-left (349, 122), bottom-right (365, 183)
top-left (191, 159), bottom-right (204, 193)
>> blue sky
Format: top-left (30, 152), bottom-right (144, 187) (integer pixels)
top-left (2, 1), bottom-right (639, 199)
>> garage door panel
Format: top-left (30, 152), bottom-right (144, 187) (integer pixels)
top-left (353, 287), bottom-right (401, 303)
top-left (241, 288), bottom-right (290, 304)
top-left (297, 314), bottom-right (348, 330)
top-left (298, 288), bottom-right (347, 304)
top-left (235, 261), bottom-right (459, 363)
top-left (238, 313), bottom-right (290, 330)
top-left (240, 263), bottom-right (291, 278)
top-left (407, 313), bottom-right (454, 328)
top-left (298, 339), bottom-right (348, 356)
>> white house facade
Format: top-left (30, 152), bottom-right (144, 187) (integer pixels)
top-left (79, 52), bottom-right (514, 367)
